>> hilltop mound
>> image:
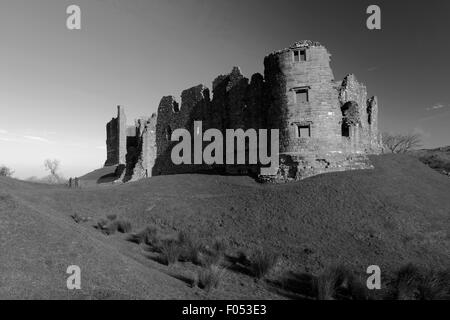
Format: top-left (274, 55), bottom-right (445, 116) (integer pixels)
top-left (0, 154), bottom-right (449, 299)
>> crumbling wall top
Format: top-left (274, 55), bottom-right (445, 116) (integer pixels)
top-left (339, 74), bottom-right (368, 106)
top-left (269, 40), bottom-right (324, 56)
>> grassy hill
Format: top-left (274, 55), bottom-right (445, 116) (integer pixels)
top-left (410, 146), bottom-right (450, 174)
top-left (1, 154), bottom-right (449, 299)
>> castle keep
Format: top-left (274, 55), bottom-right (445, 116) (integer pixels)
top-left (104, 41), bottom-right (381, 182)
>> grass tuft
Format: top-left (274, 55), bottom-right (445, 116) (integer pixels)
top-left (160, 239), bottom-right (182, 266)
top-left (317, 266), bottom-right (367, 300)
top-left (249, 248), bottom-right (279, 279)
top-left (178, 231), bottom-right (204, 265)
top-left (236, 250), bottom-right (251, 266)
top-left (390, 263), bottom-right (423, 300)
top-left (71, 214), bottom-right (91, 224)
top-left (95, 218), bottom-right (108, 230)
top-left (128, 226), bottom-right (159, 245)
top-left (420, 269), bottom-right (450, 300)
top-left (71, 213), bottom-right (82, 223)
top-left (102, 219), bottom-right (132, 235)
top-left (116, 219), bottom-right (132, 233)
top-left (389, 264), bottom-right (450, 300)
top-left (106, 214), bottom-right (117, 221)
top-left (212, 238), bottom-right (227, 255)
top-left (197, 264), bottom-right (225, 292)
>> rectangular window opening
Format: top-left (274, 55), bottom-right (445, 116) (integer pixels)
top-left (294, 50), bottom-right (299, 62)
top-left (300, 49), bottom-right (306, 61)
top-left (295, 89), bottom-right (309, 103)
top-left (293, 50), bottom-right (306, 62)
top-left (298, 124), bottom-right (311, 138)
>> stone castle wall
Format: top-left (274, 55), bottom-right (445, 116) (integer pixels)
top-left (265, 43), bottom-right (341, 155)
top-left (104, 41), bottom-right (382, 182)
top-left (104, 106), bottom-right (127, 166)
top-left (149, 68), bottom-right (266, 177)
top-left (130, 115), bottom-right (157, 181)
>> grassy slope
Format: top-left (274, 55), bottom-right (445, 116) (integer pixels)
top-left (1, 154), bottom-right (449, 299)
top-left (410, 146), bottom-right (450, 173)
top-left (0, 180), bottom-right (197, 299)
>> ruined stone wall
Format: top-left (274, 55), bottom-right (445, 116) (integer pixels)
top-left (263, 41), bottom-right (380, 179)
top-left (131, 115), bottom-right (157, 181)
top-left (338, 74), bottom-right (381, 154)
top-left (265, 42), bottom-right (342, 159)
top-left (153, 85), bottom-right (212, 175)
top-left (151, 68), bottom-right (265, 176)
top-left (210, 67), bottom-right (264, 132)
top-left (367, 96), bottom-right (380, 150)
top-left (104, 40), bottom-right (381, 182)
top-left (104, 105), bottom-right (127, 166)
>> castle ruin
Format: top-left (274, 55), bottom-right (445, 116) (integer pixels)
top-left (104, 41), bottom-right (381, 182)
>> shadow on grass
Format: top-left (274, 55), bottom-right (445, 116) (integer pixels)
top-left (223, 254), bottom-right (254, 277)
top-left (147, 254), bottom-right (168, 266)
top-left (167, 272), bottom-right (196, 288)
top-left (266, 271), bottom-right (318, 300)
top-left (96, 172), bottom-right (119, 184)
top-left (142, 244), bottom-right (162, 254)
top-left (126, 235), bottom-right (142, 245)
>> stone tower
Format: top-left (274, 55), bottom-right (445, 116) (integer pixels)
top-left (265, 41), bottom-right (341, 154)
top-left (264, 41), bottom-right (380, 179)
top-left (105, 105), bottom-right (127, 166)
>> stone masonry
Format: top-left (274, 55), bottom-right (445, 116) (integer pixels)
top-left (104, 41), bottom-right (382, 182)
top-left (105, 106), bottom-right (127, 166)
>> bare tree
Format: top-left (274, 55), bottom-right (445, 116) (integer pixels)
top-left (0, 165), bottom-right (14, 177)
top-left (382, 132), bottom-right (422, 153)
top-left (44, 159), bottom-right (61, 183)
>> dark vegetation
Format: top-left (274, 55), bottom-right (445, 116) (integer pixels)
top-left (410, 146), bottom-right (450, 175)
top-left (93, 215), bottom-right (133, 235)
top-left (196, 265), bottom-right (225, 292)
top-left (0, 165), bottom-right (14, 177)
top-left (383, 132), bottom-right (422, 154)
top-left (387, 264), bottom-right (450, 300)
top-left (122, 223), bottom-right (450, 298)
top-left (316, 266), bottom-right (368, 300)
top-left (248, 248), bottom-right (279, 280)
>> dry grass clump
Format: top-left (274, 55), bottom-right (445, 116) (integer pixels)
top-left (176, 231), bottom-right (228, 267)
top-left (197, 238), bottom-right (227, 268)
top-left (160, 239), bottom-right (182, 266)
top-left (96, 215), bottom-right (132, 235)
top-left (212, 238), bottom-right (227, 255)
top-left (178, 231), bottom-right (205, 265)
top-left (116, 219), bottom-right (132, 233)
top-left (200, 252), bottom-right (223, 268)
top-left (128, 226), bottom-right (159, 245)
top-left (420, 269), bottom-right (450, 300)
top-left (95, 218), bottom-right (108, 230)
top-left (236, 250), bottom-right (251, 267)
top-left (317, 266), bottom-right (367, 300)
top-left (389, 264), bottom-right (450, 300)
top-left (249, 248), bottom-right (279, 279)
top-left (389, 264), bottom-right (423, 300)
top-left (196, 264), bottom-right (226, 292)
top-left (70, 213), bottom-right (91, 224)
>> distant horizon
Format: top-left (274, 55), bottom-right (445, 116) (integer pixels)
top-left (1, 0), bottom-right (449, 179)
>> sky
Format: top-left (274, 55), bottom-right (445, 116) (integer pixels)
top-left (0, 0), bottom-right (449, 179)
